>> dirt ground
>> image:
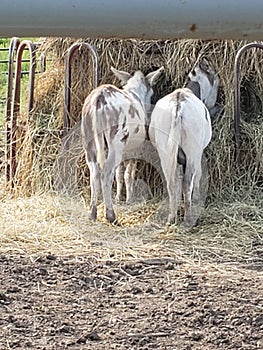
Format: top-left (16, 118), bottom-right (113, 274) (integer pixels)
top-left (0, 254), bottom-right (262, 350)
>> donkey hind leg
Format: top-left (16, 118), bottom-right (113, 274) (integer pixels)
top-left (193, 152), bottom-right (210, 208)
top-left (182, 160), bottom-right (202, 228)
top-left (192, 162), bottom-right (202, 206)
top-left (101, 148), bottom-right (123, 224)
top-left (87, 160), bottom-right (101, 221)
top-left (182, 164), bottom-right (193, 228)
top-left (159, 149), bottom-right (178, 225)
top-left (191, 160), bottom-right (204, 225)
top-left (124, 159), bottom-right (137, 203)
top-left (175, 164), bottom-right (183, 209)
top-left (115, 163), bottom-right (125, 203)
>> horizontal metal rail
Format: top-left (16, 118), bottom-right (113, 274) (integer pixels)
top-left (1, 70), bottom-right (44, 75)
top-left (0, 58), bottom-right (52, 64)
top-left (0, 0), bottom-right (263, 39)
top-left (0, 59), bottom-right (32, 63)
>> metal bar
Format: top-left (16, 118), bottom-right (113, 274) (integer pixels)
top-left (0, 0), bottom-right (263, 40)
top-left (64, 42), bottom-right (99, 134)
top-left (0, 59), bottom-right (35, 63)
top-left (1, 70), bottom-right (44, 75)
top-left (9, 40), bottom-right (36, 187)
top-left (233, 42), bottom-right (263, 162)
top-left (0, 47), bottom-right (29, 51)
top-left (40, 52), bottom-right (46, 73)
top-left (5, 37), bottom-right (20, 183)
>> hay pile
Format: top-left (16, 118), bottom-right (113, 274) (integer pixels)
top-left (10, 38), bottom-right (262, 206)
top-left (12, 38), bottom-right (262, 195)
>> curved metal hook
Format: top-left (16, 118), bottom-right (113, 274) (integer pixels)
top-left (234, 42), bottom-right (263, 162)
top-left (5, 37), bottom-right (20, 183)
top-left (9, 40), bottom-right (36, 187)
top-left (64, 42), bottom-right (99, 134)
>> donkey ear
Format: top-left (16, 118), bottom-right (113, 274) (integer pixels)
top-left (146, 66), bottom-right (164, 86)
top-left (111, 67), bottom-right (132, 84)
top-left (199, 57), bottom-right (212, 72)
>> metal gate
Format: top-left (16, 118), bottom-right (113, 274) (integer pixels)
top-left (4, 38), bottom-right (99, 187)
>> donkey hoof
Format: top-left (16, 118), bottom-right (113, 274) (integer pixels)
top-left (183, 218), bottom-right (198, 229)
top-left (166, 215), bottom-right (177, 226)
top-left (88, 207), bottom-right (97, 221)
top-left (106, 209), bottom-right (118, 225)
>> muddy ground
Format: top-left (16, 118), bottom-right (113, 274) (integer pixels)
top-left (0, 254), bottom-right (262, 350)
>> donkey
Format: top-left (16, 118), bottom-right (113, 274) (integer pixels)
top-left (115, 159), bottom-right (137, 203)
top-left (149, 57), bottom-right (219, 227)
top-left (81, 66), bottom-right (164, 224)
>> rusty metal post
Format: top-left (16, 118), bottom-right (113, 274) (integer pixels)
top-left (5, 37), bottom-right (20, 182)
top-left (40, 52), bottom-right (46, 73)
top-left (234, 42), bottom-right (263, 162)
top-left (64, 42), bottom-right (99, 134)
top-left (9, 40), bottom-right (36, 187)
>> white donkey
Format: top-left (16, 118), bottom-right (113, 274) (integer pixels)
top-left (81, 66), bottom-right (164, 224)
top-left (149, 57), bottom-right (219, 227)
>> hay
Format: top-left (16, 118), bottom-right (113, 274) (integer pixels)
top-left (12, 38), bottom-right (262, 198)
top-left (1, 38), bottom-right (262, 265)
top-left (0, 193), bottom-right (262, 270)
top-left (0, 192), bottom-right (176, 260)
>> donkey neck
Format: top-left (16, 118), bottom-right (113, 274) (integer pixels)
top-left (186, 78), bottom-right (218, 110)
top-left (186, 80), bottom-right (201, 99)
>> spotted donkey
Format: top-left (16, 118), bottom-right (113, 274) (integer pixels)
top-left (81, 66), bottom-right (164, 224)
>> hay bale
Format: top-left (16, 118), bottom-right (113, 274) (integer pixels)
top-left (14, 38), bottom-right (262, 201)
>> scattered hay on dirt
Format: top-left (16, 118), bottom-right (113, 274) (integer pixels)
top-left (0, 192), bottom-right (262, 270)
top-left (0, 38), bottom-right (262, 272)
top-left (0, 38), bottom-right (262, 350)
